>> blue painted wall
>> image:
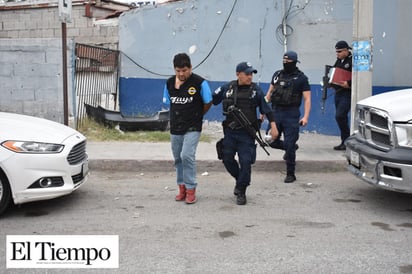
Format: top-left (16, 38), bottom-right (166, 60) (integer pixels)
top-left (119, 76), bottom-right (409, 135)
top-left (118, 0), bottom-right (412, 135)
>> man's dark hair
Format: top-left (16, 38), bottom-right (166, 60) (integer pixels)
top-left (173, 53), bottom-right (191, 68)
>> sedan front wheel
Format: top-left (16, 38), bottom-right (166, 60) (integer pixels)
top-left (0, 173), bottom-right (11, 216)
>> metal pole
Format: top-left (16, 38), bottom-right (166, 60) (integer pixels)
top-left (62, 22), bottom-right (69, 126)
top-left (283, 0), bottom-right (288, 52)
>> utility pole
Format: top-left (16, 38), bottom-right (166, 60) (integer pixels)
top-left (282, 0), bottom-right (288, 53)
top-left (58, 0), bottom-right (72, 126)
top-left (351, 0), bottom-right (373, 132)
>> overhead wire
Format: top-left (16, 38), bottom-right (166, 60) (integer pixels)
top-left (275, 0), bottom-right (312, 47)
top-left (120, 0), bottom-right (238, 76)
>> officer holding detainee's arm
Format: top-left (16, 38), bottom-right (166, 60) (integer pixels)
top-left (213, 61), bottom-right (278, 206)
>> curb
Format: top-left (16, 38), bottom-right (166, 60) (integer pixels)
top-left (89, 159), bottom-right (347, 173)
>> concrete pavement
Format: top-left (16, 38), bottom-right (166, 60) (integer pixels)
top-left (87, 131), bottom-right (348, 173)
top-left (3, 170), bottom-right (412, 274)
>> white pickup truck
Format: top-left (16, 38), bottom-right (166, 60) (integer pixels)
top-left (345, 88), bottom-right (412, 193)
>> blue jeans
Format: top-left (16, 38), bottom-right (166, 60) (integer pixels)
top-left (269, 107), bottom-right (300, 175)
top-left (171, 131), bottom-right (201, 190)
top-left (222, 128), bottom-right (257, 188)
top-left (335, 93), bottom-right (351, 144)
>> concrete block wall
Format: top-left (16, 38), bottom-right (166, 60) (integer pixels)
top-left (0, 4), bottom-right (120, 122)
top-left (0, 38), bottom-right (72, 123)
top-left (0, 5), bottom-right (119, 48)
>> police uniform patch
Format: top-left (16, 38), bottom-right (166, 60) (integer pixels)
top-left (250, 90), bottom-right (256, 98)
top-left (226, 88), bottom-right (234, 98)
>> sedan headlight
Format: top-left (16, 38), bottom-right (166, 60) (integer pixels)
top-left (1, 140), bottom-right (64, 153)
top-left (395, 123), bottom-right (412, 148)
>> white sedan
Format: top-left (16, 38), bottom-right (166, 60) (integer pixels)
top-left (0, 112), bottom-right (89, 215)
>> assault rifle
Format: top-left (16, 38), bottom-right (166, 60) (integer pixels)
top-left (321, 65), bottom-right (333, 113)
top-left (225, 105), bottom-right (270, 156)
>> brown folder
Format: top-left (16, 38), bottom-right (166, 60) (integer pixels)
top-left (329, 67), bottom-right (352, 84)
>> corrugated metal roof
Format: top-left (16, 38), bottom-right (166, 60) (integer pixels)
top-left (0, 0), bottom-right (179, 18)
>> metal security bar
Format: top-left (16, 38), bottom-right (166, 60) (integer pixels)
top-left (74, 43), bottom-right (120, 129)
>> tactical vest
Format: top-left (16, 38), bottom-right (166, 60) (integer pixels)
top-left (222, 81), bottom-right (258, 129)
top-left (167, 74), bottom-right (204, 134)
top-left (270, 70), bottom-right (303, 107)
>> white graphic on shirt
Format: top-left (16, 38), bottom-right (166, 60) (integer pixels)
top-left (170, 97), bottom-right (194, 104)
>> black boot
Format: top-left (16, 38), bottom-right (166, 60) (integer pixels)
top-left (233, 186), bottom-right (240, 196)
top-left (236, 185), bottom-right (247, 205)
top-left (284, 174), bottom-right (296, 183)
top-left (333, 143), bottom-right (346, 150)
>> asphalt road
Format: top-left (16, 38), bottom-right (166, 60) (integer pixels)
top-left (1, 170), bottom-right (412, 274)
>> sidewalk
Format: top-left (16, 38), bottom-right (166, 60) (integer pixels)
top-left (87, 132), bottom-right (348, 173)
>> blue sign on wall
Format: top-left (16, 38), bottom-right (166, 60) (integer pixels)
top-left (352, 40), bottom-right (371, 71)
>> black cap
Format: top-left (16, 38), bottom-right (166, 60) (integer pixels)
top-left (335, 40), bottom-right (352, 50)
top-left (283, 50), bottom-right (300, 63)
top-left (236, 62), bottom-right (257, 74)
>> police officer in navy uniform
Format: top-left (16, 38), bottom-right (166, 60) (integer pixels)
top-left (332, 40), bottom-right (352, 150)
top-left (265, 51), bottom-right (311, 183)
top-left (213, 62), bottom-right (278, 205)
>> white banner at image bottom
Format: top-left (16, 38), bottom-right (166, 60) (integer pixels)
top-left (6, 235), bottom-right (119, 269)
